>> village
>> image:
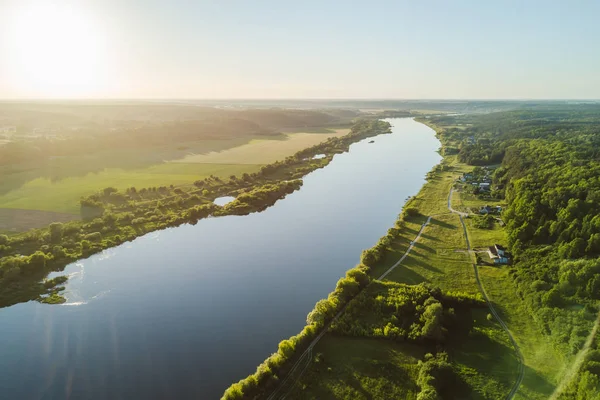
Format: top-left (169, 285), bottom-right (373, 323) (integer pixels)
top-left (455, 166), bottom-right (511, 265)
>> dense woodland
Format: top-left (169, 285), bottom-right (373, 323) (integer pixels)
top-left (0, 119), bottom-right (391, 309)
top-left (429, 107), bottom-right (600, 399)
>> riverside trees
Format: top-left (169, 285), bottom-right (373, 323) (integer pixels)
top-left (0, 119), bottom-right (391, 309)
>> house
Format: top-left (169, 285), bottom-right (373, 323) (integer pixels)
top-left (479, 205), bottom-right (502, 214)
top-left (479, 182), bottom-right (491, 191)
top-left (495, 244), bottom-right (506, 256)
top-left (461, 173), bottom-right (473, 182)
top-left (488, 244), bottom-right (509, 264)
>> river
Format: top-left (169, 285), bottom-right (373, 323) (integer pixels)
top-left (0, 118), bottom-right (441, 399)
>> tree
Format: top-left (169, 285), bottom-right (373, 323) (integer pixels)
top-left (421, 301), bottom-right (444, 341)
top-left (0, 234), bottom-right (8, 245)
top-left (587, 275), bottom-right (600, 299)
top-left (346, 268), bottom-right (370, 287)
top-left (25, 251), bottom-right (47, 274)
top-left (3, 266), bottom-right (21, 281)
top-left (404, 207), bottom-right (420, 218)
top-left (277, 339), bottom-right (295, 359)
top-left (103, 187), bottom-right (118, 196)
top-left (306, 299), bottom-right (335, 326)
top-left (542, 288), bottom-right (563, 308)
top-left (49, 222), bottom-right (63, 243)
top-left (335, 277), bottom-right (361, 301)
top-left (586, 233), bottom-right (600, 254)
top-left (80, 240), bottom-right (91, 252)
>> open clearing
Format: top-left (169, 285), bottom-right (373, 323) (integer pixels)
top-left (0, 208), bottom-right (78, 233)
top-left (172, 129), bottom-right (349, 165)
top-left (287, 336), bottom-right (424, 400)
top-left (0, 163), bottom-right (263, 215)
top-left (0, 129), bottom-right (349, 219)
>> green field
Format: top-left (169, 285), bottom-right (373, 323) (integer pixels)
top-left (477, 266), bottom-right (564, 399)
top-left (0, 163), bottom-right (263, 214)
top-left (287, 336), bottom-right (424, 400)
top-left (385, 213), bottom-right (478, 293)
top-left (173, 129), bottom-right (349, 165)
top-left (0, 129), bottom-right (344, 226)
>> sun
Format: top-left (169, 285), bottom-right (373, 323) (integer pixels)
top-left (3, 2), bottom-right (113, 98)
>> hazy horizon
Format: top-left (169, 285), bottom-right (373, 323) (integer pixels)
top-left (1, 0), bottom-right (599, 99)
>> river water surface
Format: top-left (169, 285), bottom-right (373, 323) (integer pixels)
top-left (0, 118), bottom-right (441, 399)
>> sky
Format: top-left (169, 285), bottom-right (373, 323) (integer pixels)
top-left (0, 0), bottom-right (599, 99)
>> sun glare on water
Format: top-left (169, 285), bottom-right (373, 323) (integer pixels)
top-left (3, 2), bottom-right (114, 97)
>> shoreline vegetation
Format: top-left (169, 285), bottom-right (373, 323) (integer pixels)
top-left (221, 124), bottom-right (488, 400)
top-left (0, 118), bottom-right (392, 308)
top-left (222, 108), bottom-right (600, 400)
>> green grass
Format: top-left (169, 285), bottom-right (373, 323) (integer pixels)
top-left (172, 130), bottom-right (349, 165)
top-left (0, 208), bottom-right (78, 234)
top-left (478, 265), bottom-right (564, 399)
top-left (386, 213), bottom-right (478, 294)
top-left (0, 163), bottom-right (263, 214)
top-left (0, 129), bottom-right (347, 219)
top-left (286, 336), bottom-right (424, 400)
top-left (405, 164), bottom-right (457, 216)
top-left (457, 174), bottom-right (566, 399)
top-left (284, 159), bottom-right (522, 399)
top-left (452, 185), bottom-right (506, 214)
top-left (450, 309), bottom-right (521, 400)
top-left (463, 216), bottom-right (507, 249)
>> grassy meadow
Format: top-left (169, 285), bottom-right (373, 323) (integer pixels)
top-left (0, 129), bottom-right (345, 228)
top-left (285, 160), bottom-right (520, 399)
top-left (282, 156), bottom-right (586, 400)
top-left (286, 336), bottom-right (424, 400)
top-left (173, 129), bottom-right (349, 165)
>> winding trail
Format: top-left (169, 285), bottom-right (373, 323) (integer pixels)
top-left (447, 187), bottom-right (469, 217)
top-left (267, 215), bottom-right (433, 400)
top-left (449, 188), bottom-right (524, 400)
top-left (269, 184), bottom-right (524, 400)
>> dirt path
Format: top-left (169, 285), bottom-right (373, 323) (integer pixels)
top-left (267, 216), bottom-right (434, 400)
top-left (270, 185), bottom-right (524, 400)
top-left (451, 190), bottom-right (524, 400)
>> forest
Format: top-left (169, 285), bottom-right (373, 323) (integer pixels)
top-left (428, 106), bottom-right (600, 399)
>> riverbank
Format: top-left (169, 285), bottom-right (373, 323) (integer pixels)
top-left (225, 153), bottom-right (522, 400)
top-left (250, 112), bottom-right (599, 400)
top-left (220, 115), bottom-right (538, 399)
top-left (0, 117), bottom-right (443, 400)
top-left (0, 119), bottom-right (391, 309)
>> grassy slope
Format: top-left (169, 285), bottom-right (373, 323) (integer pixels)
top-left (286, 158), bottom-right (519, 400)
top-left (286, 336), bottom-right (424, 400)
top-left (0, 130), bottom-right (343, 217)
top-left (283, 120), bottom-right (579, 400)
top-left (457, 174), bottom-right (566, 399)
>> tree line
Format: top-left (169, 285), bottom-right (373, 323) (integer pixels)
top-left (430, 107), bottom-right (600, 399)
top-left (0, 119), bottom-right (391, 310)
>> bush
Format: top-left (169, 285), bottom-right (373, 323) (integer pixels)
top-left (404, 207), bottom-right (420, 218)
